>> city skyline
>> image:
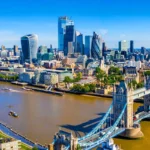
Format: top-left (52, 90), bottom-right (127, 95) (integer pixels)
top-left (0, 0), bottom-right (150, 48)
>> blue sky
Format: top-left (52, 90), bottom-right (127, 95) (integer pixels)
top-left (0, 0), bottom-right (150, 48)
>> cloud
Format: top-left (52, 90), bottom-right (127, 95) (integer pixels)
top-left (98, 29), bottom-right (108, 36)
top-left (120, 34), bottom-right (126, 38)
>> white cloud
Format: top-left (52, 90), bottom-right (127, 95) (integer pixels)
top-left (120, 34), bottom-right (126, 38)
top-left (98, 29), bottom-right (108, 36)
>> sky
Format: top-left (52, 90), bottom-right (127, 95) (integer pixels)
top-left (0, 0), bottom-right (150, 48)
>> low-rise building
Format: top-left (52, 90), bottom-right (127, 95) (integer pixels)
top-left (44, 73), bottom-right (58, 85)
top-left (19, 72), bottom-right (35, 84)
top-left (0, 138), bottom-right (21, 150)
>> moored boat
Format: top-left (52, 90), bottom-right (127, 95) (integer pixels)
top-left (9, 111), bottom-right (19, 118)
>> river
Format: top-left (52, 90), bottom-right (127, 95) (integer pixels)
top-left (0, 82), bottom-right (150, 149)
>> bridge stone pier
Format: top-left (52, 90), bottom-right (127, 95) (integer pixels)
top-left (50, 133), bottom-right (78, 150)
top-left (144, 76), bottom-right (150, 112)
top-left (113, 80), bottom-right (143, 138)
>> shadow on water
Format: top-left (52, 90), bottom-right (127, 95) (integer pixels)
top-left (134, 98), bottom-right (144, 104)
top-left (60, 113), bottom-right (106, 137)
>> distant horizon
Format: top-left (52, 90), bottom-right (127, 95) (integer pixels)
top-left (0, 0), bottom-right (150, 48)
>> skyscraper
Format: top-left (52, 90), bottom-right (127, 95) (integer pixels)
top-left (130, 40), bottom-right (134, 53)
top-left (84, 36), bottom-right (92, 57)
top-left (76, 31), bottom-right (83, 54)
top-left (64, 25), bottom-right (75, 56)
top-left (21, 34), bottom-right (38, 63)
top-left (13, 45), bottom-right (18, 56)
top-left (118, 40), bottom-right (128, 51)
top-left (91, 32), bottom-right (102, 60)
top-left (58, 16), bottom-right (74, 51)
top-left (141, 47), bottom-right (146, 55)
top-left (102, 42), bottom-right (107, 57)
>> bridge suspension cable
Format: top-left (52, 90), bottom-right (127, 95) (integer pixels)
top-left (79, 103), bottom-right (127, 149)
top-left (78, 102), bottom-right (113, 142)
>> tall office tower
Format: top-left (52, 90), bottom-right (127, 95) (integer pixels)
top-left (13, 45), bottom-right (18, 56)
top-left (118, 40), bottom-right (128, 51)
top-left (76, 31), bottom-right (83, 54)
top-left (130, 40), bottom-right (134, 53)
top-left (48, 44), bottom-right (53, 53)
top-left (84, 36), bottom-right (92, 58)
top-left (1, 45), bottom-right (5, 50)
top-left (102, 42), bottom-right (107, 56)
top-left (64, 25), bottom-right (75, 56)
top-left (91, 32), bottom-right (102, 60)
top-left (58, 16), bottom-right (74, 51)
top-left (21, 34), bottom-right (38, 63)
top-left (141, 47), bottom-right (146, 55)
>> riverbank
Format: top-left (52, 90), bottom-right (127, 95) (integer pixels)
top-left (54, 88), bottom-right (112, 98)
top-left (0, 80), bottom-right (112, 98)
top-left (0, 130), bottom-right (31, 150)
top-left (0, 122), bottom-right (47, 150)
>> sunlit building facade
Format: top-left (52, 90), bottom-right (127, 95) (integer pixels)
top-left (58, 16), bottom-right (74, 51)
top-left (84, 36), bottom-right (92, 58)
top-left (64, 25), bottom-right (75, 56)
top-left (21, 34), bottom-right (38, 63)
top-left (91, 32), bottom-right (102, 60)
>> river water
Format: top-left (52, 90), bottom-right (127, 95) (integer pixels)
top-left (0, 82), bottom-right (150, 149)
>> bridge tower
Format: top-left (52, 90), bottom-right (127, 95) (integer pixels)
top-left (144, 76), bottom-right (150, 112)
top-left (113, 80), bottom-right (133, 128)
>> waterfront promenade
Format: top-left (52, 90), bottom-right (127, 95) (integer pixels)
top-left (0, 122), bottom-right (47, 150)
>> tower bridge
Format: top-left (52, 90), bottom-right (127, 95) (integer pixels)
top-left (51, 76), bottom-right (150, 150)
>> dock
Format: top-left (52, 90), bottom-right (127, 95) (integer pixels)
top-left (26, 87), bottom-right (63, 96)
top-left (11, 81), bottom-right (28, 86)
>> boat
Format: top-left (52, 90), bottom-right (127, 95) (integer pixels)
top-left (9, 111), bottom-right (19, 118)
top-left (22, 87), bottom-right (32, 91)
top-left (1, 88), bottom-right (12, 91)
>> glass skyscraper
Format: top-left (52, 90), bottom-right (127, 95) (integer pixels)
top-left (130, 40), bottom-right (134, 53)
top-left (21, 34), bottom-right (38, 63)
top-left (58, 16), bottom-right (74, 51)
top-left (64, 25), bottom-right (75, 56)
top-left (119, 40), bottom-right (128, 52)
top-left (91, 32), bottom-right (102, 60)
top-left (84, 35), bottom-right (92, 57)
top-left (76, 31), bottom-right (83, 54)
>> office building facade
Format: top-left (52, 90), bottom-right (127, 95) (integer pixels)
top-left (76, 31), bottom-right (83, 54)
top-left (130, 40), bottom-right (134, 53)
top-left (21, 34), bottom-right (38, 63)
top-left (84, 36), bottom-right (92, 58)
top-left (102, 42), bottom-right (107, 56)
top-left (13, 45), bottom-right (18, 56)
top-left (64, 25), bottom-right (75, 56)
top-left (119, 40), bottom-right (128, 51)
top-left (58, 16), bottom-right (74, 51)
top-left (91, 32), bottom-right (102, 60)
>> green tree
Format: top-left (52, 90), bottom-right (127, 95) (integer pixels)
top-left (144, 71), bottom-right (150, 76)
top-left (95, 67), bottom-right (101, 74)
top-left (88, 84), bottom-right (96, 92)
top-left (63, 76), bottom-right (73, 83)
top-left (32, 147), bottom-right (38, 150)
top-left (137, 82), bottom-right (144, 89)
top-left (109, 66), bottom-right (121, 75)
top-left (76, 144), bottom-right (81, 150)
top-left (77, 72), bottom-right (82, 79)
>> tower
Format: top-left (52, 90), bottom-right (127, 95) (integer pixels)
top-left (144, 76), bottom-right (150, 112)
top-left (113, 80), bottom-right (133, 128)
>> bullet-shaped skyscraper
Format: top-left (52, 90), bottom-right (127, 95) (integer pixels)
top-left (21, 34), bottom-right (38, 63)
top-left (91, 32), bottom-right (102, 60)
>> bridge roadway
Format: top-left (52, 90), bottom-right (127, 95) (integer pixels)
top-left (133, 87), bottom-right (150, 100)
top-left (0, 122), bottom-right (47, 150)
top-left (79, 111), bottom-right (150, 150)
